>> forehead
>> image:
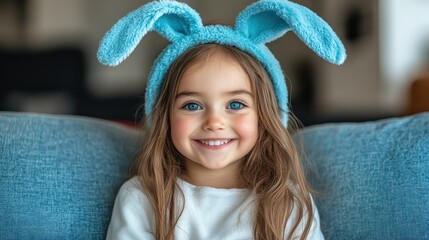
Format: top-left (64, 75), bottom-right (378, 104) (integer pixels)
top-left (178, 51), bottom-right (251, 93)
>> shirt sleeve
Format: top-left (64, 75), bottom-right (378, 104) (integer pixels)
top-left (105, 178), bottom-right (156, 240)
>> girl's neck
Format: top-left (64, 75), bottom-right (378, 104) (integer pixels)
top-left (181, 162), bottom-right (245, 189)
top-left (181, 174), bottom-right (243, 189)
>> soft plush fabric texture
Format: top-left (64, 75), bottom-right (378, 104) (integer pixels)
top-left (1, 111), bottom-right (428, 239)
top-left (297, 112), bottom-right (429, 239)
top-left (97, 0), bottom-right (347, 125)
top-left (0, 112), bottom-right (138, 240)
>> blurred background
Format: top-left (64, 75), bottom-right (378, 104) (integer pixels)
top-left (1, 0), bottom-right (429, 126)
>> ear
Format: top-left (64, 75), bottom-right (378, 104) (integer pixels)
top-left (236, 0), bottom-right (346, 64)
top-left (97, 1), bottom-right (203, 66)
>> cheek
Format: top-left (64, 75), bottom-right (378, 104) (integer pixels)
top-left (170, 115), bottom-right (194, 145)
top-left (234, 114), bottom-right (258, 144)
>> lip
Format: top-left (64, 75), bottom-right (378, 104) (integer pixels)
top-left (193, 139), bottom-right (234, 150)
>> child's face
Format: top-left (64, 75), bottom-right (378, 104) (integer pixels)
top-left (170, 52), bottom-right (258, 184)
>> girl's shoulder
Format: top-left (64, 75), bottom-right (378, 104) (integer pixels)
top-left (119, 176), bottom-right (143, 192)
top-left (107, 178), bottom-right (156, 239)
top-left (115, 176), bottom-right (150, 204)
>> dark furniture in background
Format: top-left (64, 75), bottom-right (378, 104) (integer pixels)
top-left (0, 47), bottom-right (143, 123)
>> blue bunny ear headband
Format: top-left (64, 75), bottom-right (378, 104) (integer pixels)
top-left (97, 0), bottom-right (346, 125)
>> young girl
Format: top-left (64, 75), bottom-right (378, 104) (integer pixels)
top-left (98, 1), bottom-right (346, 239)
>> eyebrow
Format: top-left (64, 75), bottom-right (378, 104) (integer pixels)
top-left (175, 89), bottom-right (253, 99)
top-left (226, 90), bottom-right (253, 97)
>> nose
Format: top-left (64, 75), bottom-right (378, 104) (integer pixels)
top-left (203, 110), bottom-right (225, 131)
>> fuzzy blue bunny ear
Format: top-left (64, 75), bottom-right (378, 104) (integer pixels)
top-left (97, 1), bottom-right (203, 66)
top-left (236, 0), bottom-right (346, 64)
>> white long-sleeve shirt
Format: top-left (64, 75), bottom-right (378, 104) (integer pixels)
top-left (106, 177), bottom-right (324, 239)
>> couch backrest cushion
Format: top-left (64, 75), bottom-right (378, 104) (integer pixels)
top-left (2, 111), bottom-right (428, 239)
top-left (297, 112), bottom-right (429, 239)
top-left (0, 112), bottom-right (139, 240)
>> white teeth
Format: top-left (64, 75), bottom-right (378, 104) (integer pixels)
top-left (200, 140), bottom-right (230, 146)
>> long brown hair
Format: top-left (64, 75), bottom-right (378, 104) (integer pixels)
top-left (133, 44), bottom-right (314, 239)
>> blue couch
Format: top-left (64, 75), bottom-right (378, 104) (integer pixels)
top-left (1, 111), bottom-right (428, 239)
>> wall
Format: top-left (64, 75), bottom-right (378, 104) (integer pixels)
top-left (380, 0), bottom-right (429, 112)
top-left (316, 0), bottom-right (382, 116)
top-left (0, 1), bottom-right (24, 46)
top-left (4, 0), bottom-right (427, 120)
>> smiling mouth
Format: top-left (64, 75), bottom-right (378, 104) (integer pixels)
top-left (197, 139), bottom-right (232, 146)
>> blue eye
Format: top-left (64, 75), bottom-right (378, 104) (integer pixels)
top-left (183, 103), bottom-right (202, 111)
top-left (227, 101), bottom-right (244, 110)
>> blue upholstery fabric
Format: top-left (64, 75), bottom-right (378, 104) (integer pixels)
top-left (1, 111), bottom-right (428, 239)
top-left (298, 112), bottom-right (429, 239)
top-left (0, 112), bottom-right (138, 240)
